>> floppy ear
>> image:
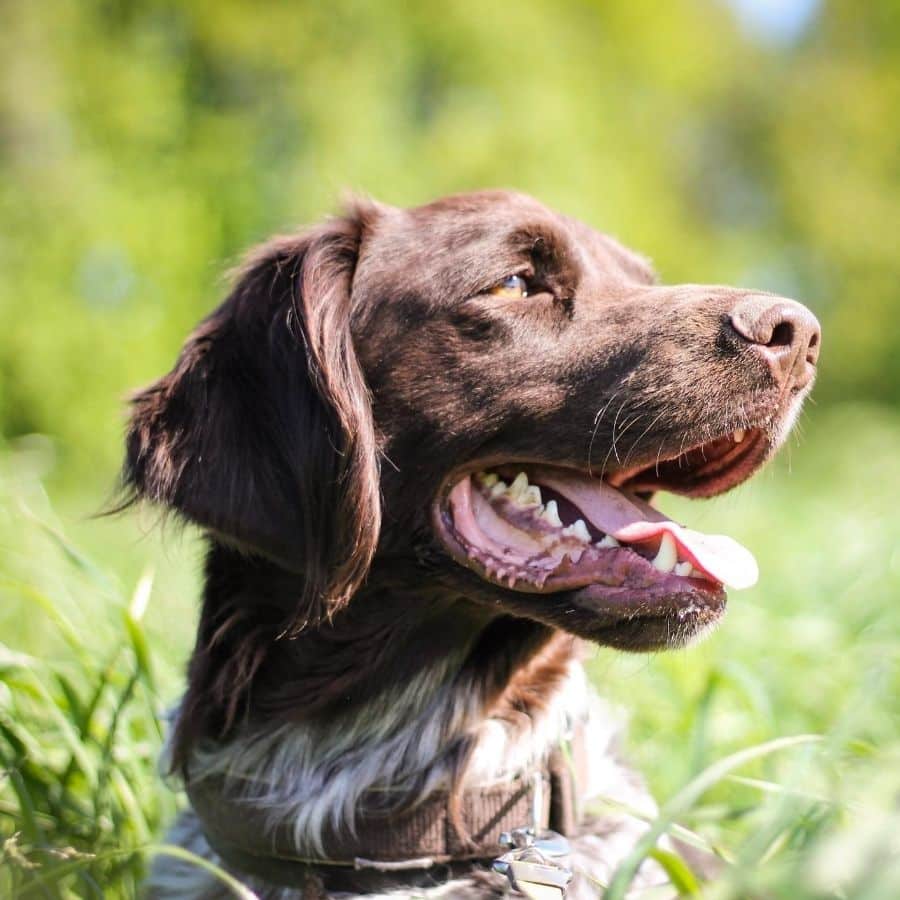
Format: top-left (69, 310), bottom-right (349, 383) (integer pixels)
top-left (123, 213), bottom-right (380, 630)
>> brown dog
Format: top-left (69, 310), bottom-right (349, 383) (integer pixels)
top-left (126, 191), bottom-right (820, 898)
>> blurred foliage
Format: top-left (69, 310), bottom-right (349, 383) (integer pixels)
top-left (0, 0), bottom-right (898, 492)
top-left (0, 441), bottom-right (178, 895)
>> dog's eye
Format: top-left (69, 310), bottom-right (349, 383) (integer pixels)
top-left (490, 274), bottom-right (529, 299)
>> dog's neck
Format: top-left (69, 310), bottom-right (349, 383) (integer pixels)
top-left (173, 544), bottom-right (588, 854)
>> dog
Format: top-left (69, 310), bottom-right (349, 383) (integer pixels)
top-left (122, 190), bottom-right (820, 898)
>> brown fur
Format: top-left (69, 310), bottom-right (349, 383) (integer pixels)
top-left (121, 191), bottom-right (819, 895)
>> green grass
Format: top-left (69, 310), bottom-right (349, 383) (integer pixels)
top-left (1, 404), bottom-right (899, 897)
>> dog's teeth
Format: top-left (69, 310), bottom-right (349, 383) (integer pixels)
top-left (566, 547), bottom-right (585, 564)
top-left (595, 534), bottom-right (620, 549)
top-left (479, 472), bottom-right (499, 488)
top-left (490, 479), bottom-right (508, 499)
top-left (562, 518), bottom-right (591, 544)
top-left (652, 533), bottom-right (678, 573)
top-left (674, 561), bottom-right (693, 577)
top-left (521, 484), bottom-right (542, 507)
top-left (541, 500), bottom-right (562, 528)
top-left (733, 428), bottom-right (746, 444)
top-left (508, 472), bottom-right (529, 501)
top-left (574, 519), bottom-right (590, 542)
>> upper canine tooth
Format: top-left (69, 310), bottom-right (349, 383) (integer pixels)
top-left (521, 485), bottom-right (542, 507)
top-left (596, 535), bottom-right (620, 549)
top-left (490, 479), bottom-right (508, 498)
top-left (652, 532), bottom-right (678, 573)
top-left (508, 472), bottom-right (529, 502)
top-left (733, 428), bottom-right (746, 444)
top-left (562, 519), bottom-right (591, 544)
top-left (479, 472), bottom-right (499, 488)
top-left (542, 500), bottom-right (562, 528)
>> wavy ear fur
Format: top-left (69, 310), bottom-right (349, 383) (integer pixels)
top-left (123, 213), bottom-right (380, 631)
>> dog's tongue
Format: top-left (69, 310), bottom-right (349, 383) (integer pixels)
top-left (533, 468), bottom-right (759, 590)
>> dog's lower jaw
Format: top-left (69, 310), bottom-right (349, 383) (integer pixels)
top-left (149, 624), bottom-right (668, 898)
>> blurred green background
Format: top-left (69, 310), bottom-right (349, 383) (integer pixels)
top-left (1, 0), bottom-right (898, 896)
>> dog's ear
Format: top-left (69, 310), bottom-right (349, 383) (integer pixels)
top-left (122, 211), bottom-right (380, 630)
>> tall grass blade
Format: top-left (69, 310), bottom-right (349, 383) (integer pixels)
top-left (604, 734), bottom-right (823, 899)
top-left (148, 844), bottom-right (258, 898)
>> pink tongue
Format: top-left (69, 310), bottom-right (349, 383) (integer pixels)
top-left (533, 467), bottom-right (758, 590)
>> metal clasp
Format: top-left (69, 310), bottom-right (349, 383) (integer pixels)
top-left (493, 827), bottom-right (573, 899)
top-left (492, 770), bottom-right (573, 898)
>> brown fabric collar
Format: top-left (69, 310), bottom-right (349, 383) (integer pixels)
top-left (186, 730), bottom-right (587, 891)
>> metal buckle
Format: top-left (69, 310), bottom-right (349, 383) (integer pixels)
top-left (497, 826), bottom-right (572, 859)
top-left (493, 827), bottom-right (573, 899)
top-left (492, 771), bottom-right (573, 898)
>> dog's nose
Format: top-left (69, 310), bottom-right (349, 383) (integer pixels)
top-left (729, 295), bottom-right (821, 390)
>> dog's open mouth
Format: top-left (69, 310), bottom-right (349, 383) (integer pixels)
top-left (436, 427), bottom-right (768, 601)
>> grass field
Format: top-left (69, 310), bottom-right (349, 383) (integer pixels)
top-left (1, 403), bottom-right (898, 898)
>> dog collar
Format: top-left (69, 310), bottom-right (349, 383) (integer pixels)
top-left (186, 728), bottom-right (587, 895)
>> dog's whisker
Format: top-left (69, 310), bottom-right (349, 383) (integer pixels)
top-left (620, 409), bottom-right (667, 472)
top-left (588, 389), bottom-right (622, 473)
top-left (598, 397), bottom-right (631, 475)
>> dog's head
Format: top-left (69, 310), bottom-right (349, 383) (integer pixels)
top-left (124, 191), bottom-right (819, 653)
